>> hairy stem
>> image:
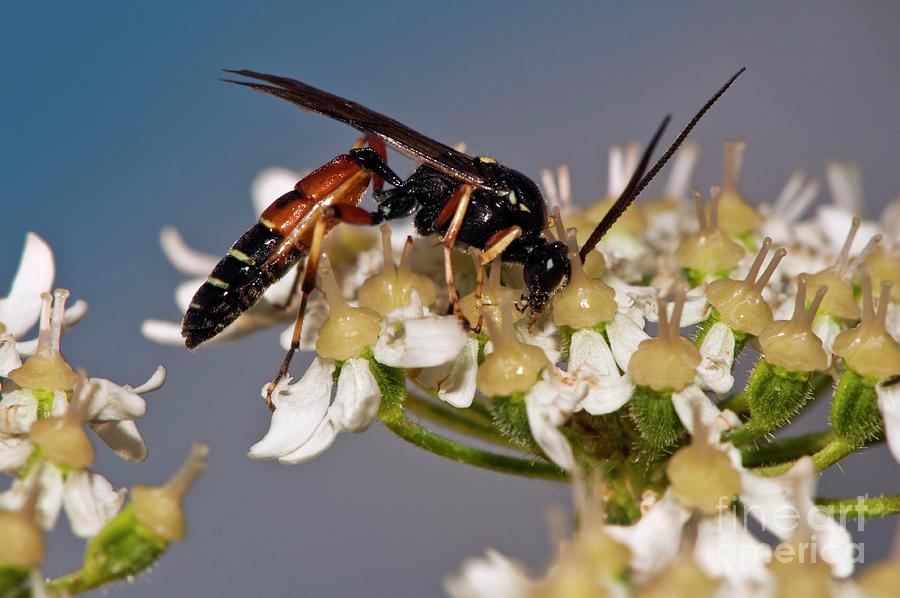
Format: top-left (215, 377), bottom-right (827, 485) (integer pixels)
top-left (404, 392), bottom-right (513, 449)
top-left (752, 438), bottom-right (857, 476)
top-left (816, 494), bottom-right (900, 518)
top-left (741, 431), bottom-right (835, 468)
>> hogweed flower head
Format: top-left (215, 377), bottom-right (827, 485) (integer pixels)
top-left (357, 224), bottom-right (436, 315)
top-left (706, 237), bottom-right (786, 336)
top-left (551, 226), bottom-right (617, 330)
top-left (833, 274), bottom-right (900, 380)
top-left (675, 188), bottom-right (745, 284)
top-left (628, 290), bottom-right (701, 392)
top-left (758, 274), bottom-right (829, 372)
top-left (315, 256), bottom-right (382, 360)
top-left (477, 300), bottom-right (549, 397)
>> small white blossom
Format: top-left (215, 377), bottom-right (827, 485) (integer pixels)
top-left (876, 381), bottom-right (900, 465)
top-left (444, 549), bottom-right (532, 598)
top-left (524, 368), bottom-right (585, 471)
top-left (372, 293), bottom-right (467, 369)
top-left (696, 322), bottom-right (736, 394)
top-left (605, 313), bottom-right (650, 372)
top-left (415, 337), bottom-right (479, 408)
top-left (568, 329), bottom-right (633, 415)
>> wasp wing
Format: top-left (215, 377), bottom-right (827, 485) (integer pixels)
top-left (223, 69), bottom-right (490, 190)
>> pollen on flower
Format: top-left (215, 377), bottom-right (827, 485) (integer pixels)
top-left (133, 442), bottom-right (209, 541)
top-left (28, 380), bottom-right (96, 468)
top-left (583, 143), bottom-right (648, 235)
top-left (551, 220), bottom-right (617, 329)
top-left (758, 274), bottom-right (829, 372)
top-left (714, 139), bottom-right (762, 235)
top-left (8, 289), bottom-right (80, 392)
top-left (476, 299), bottom-right (549, 397)
top-left (806, 216), bottom-right (882, 320)
top-left (315, 256), bottom-right (382, 360)
top-left (628, 290), bottom-right (701, 391)
top-left (0, 470), bottom-right (44, 569)
top-left (706, 237), bottom-right (786, 335)
top-left (674, 188), bottom-right (745, 279)
top-left (460, 257), bottom-right (522, 331)
top-left (833, 274), bottom-right (900, 380)
top-left (357, 224), bottom-right (436, 315)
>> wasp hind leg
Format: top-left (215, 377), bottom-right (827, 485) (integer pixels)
top-left (438, 184), bottom-right (476, 328)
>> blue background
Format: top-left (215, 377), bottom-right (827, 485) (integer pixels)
top-left (2, 2), bottom-right (899, 595)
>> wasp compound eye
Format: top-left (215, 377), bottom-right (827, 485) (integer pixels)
top-left (523, 241), bottom-right (570, 310)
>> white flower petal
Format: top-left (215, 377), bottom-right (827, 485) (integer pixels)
top-left (0, 390), bottom-right (38, 434)
top-left (331, 358), bottom-right (381, 433)
top-left (91, 420), bottom-right (148, 462)
top-left (644, 287), bottom-right (710, 328)
top-left (515, 317), bottom-right (561, 363)
top-left (131, 365), bottom-right (167, 394)
top-left (85, 378), bottom-right (146, 421)
top-left (0, 436), bottom-right (34, 472)
top-left (248, 358), bottom-right (335, 460)
top-left (570, 330), bottom-right (633, 415)
top-left (140, 319), bottom-right (186, 346)
top-left (251, 167), bottom-right (301, 217)
top-left (278, 293), bottom-right (329, 352)
top-left (279, 417), bottom-right (337, 464)
top-left (444, 549), bottom-right (532, 598)
top-left (606, 313), bottom-right (650, 372)
top-left (0, 465), bottom-right (65, 531)
top-left (816, 205), bottom-right (880, 255)
top-left (877, 381), bottom-right (900, 464)
top-left (696, 322), bottom-right (736, 394)
top-left (0, 233), bottom-right (55, 338)
top-left (62, 470), bottom-right (126, 538)
top-left (416, 337), bottom-right (479, 408)
top-left (740, 458), bottom-right (854, 578)
top-left (373, 314), bottom-right (467, 368)
top-left (694, 512), bottom-right (772, 588)
top-left (0, 333), bottom-right (23, 378)
top-left (525, 378), bottom-right (576, 471)
top-left (812, 315), bottom-right (841, 357)
top-left (159, 227), bottom-right (220, 276)
top-left (671, 385), bottom-right (740, 444)
top-left (605, 492), bottom-right (688, 578)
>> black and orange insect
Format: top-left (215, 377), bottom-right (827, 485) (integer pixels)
top-left (181, 68), bottom-right (744, 399)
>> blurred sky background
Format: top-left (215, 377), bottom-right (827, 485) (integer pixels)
top-left (2, 1), bottom-right (900, 595)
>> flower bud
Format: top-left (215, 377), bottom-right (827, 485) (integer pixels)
top-left (675, 188), bottom-right (745, 284)
top-left (477, 300), bottom-right (548, 397)
top-left (132, 442), bottom-right (209, 541)
top-left (0, 472), bottom-right (43, 569)
top-left (459, 259), bottom-right (523, 331)
top-left (28, 381), bottom-right (95, 469)
top-left (806, 217), bottom-right (881, 320)
top-left (758, 275), bottom-right (828, 372)
top-left (552, 228), bottom-right (617, 329)
top-left (629, 291), bottom-right (701, 392)
top-left (357, 225), bottom-right (436, 315)
top-left (8, 290), bottom-right (79, 392)
top-left (706, 237), bottom-right (785, 336)
top-left (833, 275), bottom-right (900, 380)
top-left (316, 257), bottom-right (382, 360)
top-left (714, 139), bottom-right (761, 235)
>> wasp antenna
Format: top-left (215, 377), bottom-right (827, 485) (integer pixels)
top-left (578, 68), bottom-right (746, 262)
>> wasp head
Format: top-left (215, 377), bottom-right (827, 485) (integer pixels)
top-left (522, 240), bottom-right (570, 312)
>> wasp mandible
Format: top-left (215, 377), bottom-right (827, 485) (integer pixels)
top-left (181, 68), bottom-right (745, 399)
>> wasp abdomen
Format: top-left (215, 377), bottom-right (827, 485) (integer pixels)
top-left (181, 218), bottom-right (304, 349)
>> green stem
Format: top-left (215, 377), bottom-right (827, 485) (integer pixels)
top-left (404, 392), bottom-right (513, 449)
top-left (380, 395), bottom-right (568, 481)
top-left (741, 431), bottom-right (835, 468)
top-left (752, 438), bottom-right (857, 477)
top-left (816, 494), bottom-right (900, 518)
top-left (719, 391), bottom-right (748, 416)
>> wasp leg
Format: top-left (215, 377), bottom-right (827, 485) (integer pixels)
top-left (439, 184), bottom-right (475, 328)
top-left (468, 249), bottom-right (485, 332)
top-left (264, 203), bottom-right (383, 409)
top-left (479, 226), bottom-right (523, 265)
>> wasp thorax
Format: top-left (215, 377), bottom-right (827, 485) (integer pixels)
top-left (0, 472), bottom-right (44, 569)
top-left (8, 289), bottom-right (80, 393)
top-left (358, 224), bottom-right (436, 316)
top-left (552, 228), bottom-right (617, 329)
top-left (833, 275), bottom-right (900, 380)
top-left (460, 258), bottom-right (523, 331)
top-left (666, 406), bottom-right (741, 515)
top-left (706, 237), bottom-right (786, 336)
top-left (133, 443), bottom-right (208, 541)
top-left (28, 380), bottom-right (95, 469)
top-left (715, 139), bottom-right (761, 235)
top-left (315, 257), bottom-right (382, 361)
top-left (864, 244), bottom-right (900, 301)
top-left (758, 275), bottom-right (829, 372)
top-left (807, 217), bottom-right (881, 320)
top-left (476, 300), bottom-right (549, 397)
top-left (583, 143), bottom-right (648, 235)
top-left (674, 188), bottom-right (745, 279)
top-left (628, 291), bottom-right (701, 392)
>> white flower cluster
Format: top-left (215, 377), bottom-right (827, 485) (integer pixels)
top-left (146, 140), bottom-right (900, 595)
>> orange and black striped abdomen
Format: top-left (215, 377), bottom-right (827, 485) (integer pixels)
top-left (181, 154), bottom-right (371, 349)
